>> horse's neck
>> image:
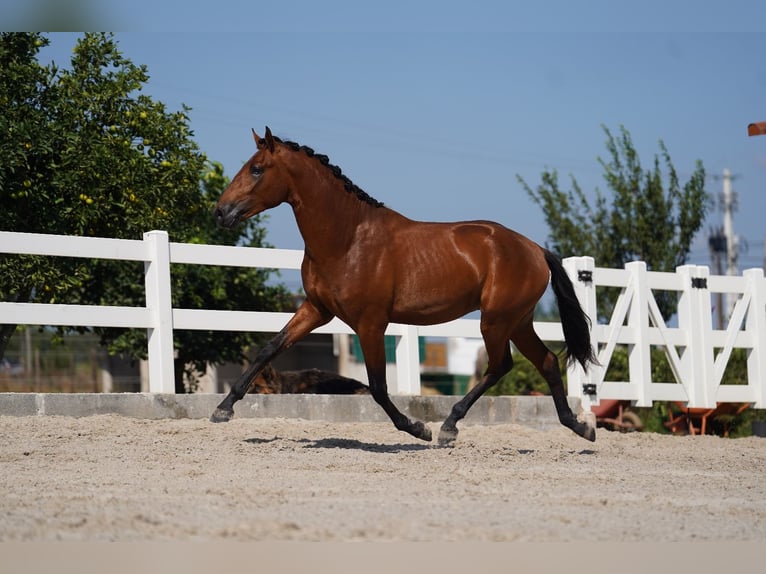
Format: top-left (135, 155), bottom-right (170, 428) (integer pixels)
top-left (289, 173), bottom-right (385, 257)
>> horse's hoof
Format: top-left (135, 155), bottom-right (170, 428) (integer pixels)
top-left (210, 408), bottom-right (233, 423)
top-left (576, 412), bottom-right (597, 442)
top-left (582, 425), bottom-right (596, 442)
top-left (437, 425), bottom-right (458, 446)
top-left (571, 422), bottom-right (596, 442)
top-left (410, 420), bottom-right (432, 442)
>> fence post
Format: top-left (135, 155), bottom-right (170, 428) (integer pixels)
top-left (676, 265), bottom-right (715, 408)
top-left (143, 231), bottom-right (176, 393)
top-left (394, 325), bottom-right (421, 395)
top-left (624, 261), bottom-right (652, 406)
top-left (563, 256), bottom-right (597, 410)
top-left (744, 268), bottom-right (766, 408)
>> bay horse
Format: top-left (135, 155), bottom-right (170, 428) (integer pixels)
top-left (211, 127), bottom-right (598, 444)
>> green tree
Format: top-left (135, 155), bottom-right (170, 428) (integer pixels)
top-left (0, 33), bottom-right (291, 390)
top-left (518, 125), bottom-right (708, 320)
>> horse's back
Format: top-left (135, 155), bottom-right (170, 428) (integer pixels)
top-left (398, 218), bottom-right (547, 278)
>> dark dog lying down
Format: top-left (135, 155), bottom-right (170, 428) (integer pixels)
top-left (249, 364), bottom-right (369, 395)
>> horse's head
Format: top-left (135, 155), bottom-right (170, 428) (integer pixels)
top-left (214, 127), bottom-right (289, 228)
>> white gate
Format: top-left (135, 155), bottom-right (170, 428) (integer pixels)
top-left (564, 257), bottom-right (766, 410)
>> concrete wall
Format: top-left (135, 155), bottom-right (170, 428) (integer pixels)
top-left (0, 393), bottom-right (580, 431)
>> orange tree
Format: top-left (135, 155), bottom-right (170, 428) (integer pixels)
top-left (0, 33), bottom-right (291, 391)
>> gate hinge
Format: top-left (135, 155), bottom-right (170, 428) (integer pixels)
top-left (577, 270), bottom-right (593, 283)
top-left (691, 277), bottom-right (707, 289)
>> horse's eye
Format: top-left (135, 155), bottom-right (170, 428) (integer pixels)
top-left (251, 165), bottom-right (264, 178)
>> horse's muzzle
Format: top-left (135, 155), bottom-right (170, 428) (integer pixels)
top-left (213, 204), bottom-right (241, 228)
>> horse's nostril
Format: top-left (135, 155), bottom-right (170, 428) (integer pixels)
top-left (213, 206), bottom-right (224, 222)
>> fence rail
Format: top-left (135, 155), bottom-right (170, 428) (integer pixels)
top-left (1, 230), bottom-right (764, 410)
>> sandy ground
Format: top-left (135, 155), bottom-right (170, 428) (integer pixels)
top-left (1, 414), bottom-right (765, 542)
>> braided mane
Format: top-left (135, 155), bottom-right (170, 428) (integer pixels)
top-left (272, 136), bottom-right (384, 208)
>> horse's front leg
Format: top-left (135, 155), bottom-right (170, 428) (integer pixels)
top-left (210, 301), bottom-right (331, 423)
top-left (357, 325), bottom-right (432, 442)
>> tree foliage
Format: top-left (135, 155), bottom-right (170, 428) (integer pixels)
top-left (517, 125), bottom-right (708, 320)
top-left (0, 33), bottom-right (292, 390)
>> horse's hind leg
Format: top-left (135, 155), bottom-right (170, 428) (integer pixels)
top-left (438, 324), bottom-right (513, 445)
top-left (511, 321), bottom-right (596, 442)
top-left (210, 300), bottom-right (331, 423)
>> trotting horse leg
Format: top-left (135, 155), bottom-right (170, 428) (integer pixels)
top-left (511, 321), bottom-right (596, 442)
top-left (438, 326), bottom-right (513, 446)
top-left (357, 327), bottom-right (432, 442)
top-left (210, 301), bottom-right (331, 423)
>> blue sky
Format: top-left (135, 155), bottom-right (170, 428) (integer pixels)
top-left (25, 2), bottom-right (766, 284)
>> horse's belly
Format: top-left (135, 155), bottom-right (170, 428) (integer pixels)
top-left (390, 305), bottom-right (478, 326)
top-left (390, 277), bottom-right (480, 325)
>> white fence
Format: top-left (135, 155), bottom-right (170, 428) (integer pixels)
top-left (1, 230), bottom-right (764, 410)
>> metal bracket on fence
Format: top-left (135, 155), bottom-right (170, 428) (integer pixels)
top-left (691, 277), bottom-right (708, 289)
top-left (582, 383), bottom-right (597, 396)
top-left (577, 270), bottom-right (593, 283)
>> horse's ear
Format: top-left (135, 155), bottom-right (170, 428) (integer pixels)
top-left (252, 128), bottom-right (261, 147)
top-left (264, 126), bottom-right (275, 153)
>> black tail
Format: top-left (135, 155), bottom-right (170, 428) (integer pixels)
top-left (544, 250), bottom-right (598, 372)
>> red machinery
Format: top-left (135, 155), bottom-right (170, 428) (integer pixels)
top-left (590, 399), bottom-right (644, 432)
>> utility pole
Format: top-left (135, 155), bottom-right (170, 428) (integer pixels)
top-left (720, 168), bottom-right (740, 321)
top-left (708, 226), bottom-right (726, 329)
top-left (709, 168), bottom-right (739, 327)
top-left (722, 168), bottom-right (738, 280)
